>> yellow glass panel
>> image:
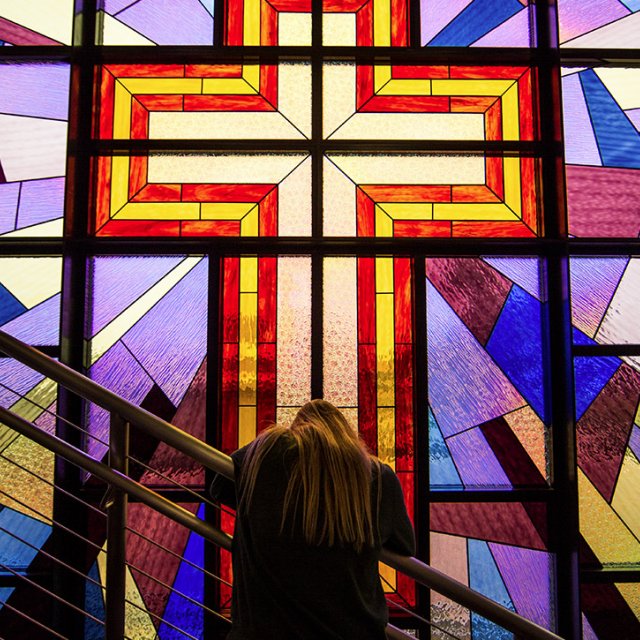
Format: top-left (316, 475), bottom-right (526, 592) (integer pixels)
top-left (110, 156), bottom-right (131, 215)
top-left (115, 202), bottom-right (200, 220)
top-left (240, 206), bottom-right (260, 236)
top-left (377, 407), bottom-right (396, 469)
top-left (113, 82), bottom-right (132, 139)
top-left (240, 257), bottom-right (258, 293)
top-left (503, 157), bottom-right (522, 217)
top-left (376, 293), bottom-right (395, 407)
top-left (243, 0), bottom-right (261, 45)
top-left (242, 65), bottom-right (261, 92)
top-left (239, 406), bottom-right (257, 448)
top-left (616, 583), bottom-right (640, 618)
top-left (376, 79), bottom-right (432, 96)
top-left (119, 78), bottom-right (203, 95)
top-left (376, 257), bottom-right (394, 293)
top-left (432, 79), bottom-right (516, 97)
top-left (382, 203), bottom-right (434, 220)
top-left (0, 437), bottom-right (53, 523)
top-left (374, 66), bottom-right (392, 92)
top-left (379, 560), bottom-right (396, 592)
top-left (238, 292), bottom-right (258, 406)
top-left (578, 469), bottom-right (640, 565)
top-left (433, 202), bottom-right (518, 220)
top-left (375, 206), bottom-right (393, 237)
top-left (503, 406), bottom-right (549, 480)
top-left (201, 78), bottom-right (258, 95)
top-left (611, 449), bottom-right (640, 540)
top-left (201, 203), bottom-right (255, 220)
top-left (0, 258), bottom-right (62, 308)
top-left (373, 0), bottom-right (391, 46)
top-left (501, 83), bottom-right (520, 141)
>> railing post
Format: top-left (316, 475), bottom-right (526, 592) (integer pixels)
top-left (105, 413), bottom-right (129, 640)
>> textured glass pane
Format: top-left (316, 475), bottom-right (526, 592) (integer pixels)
top-left (427, 258), bottom-right (550, 489)
top-left (324, 153), bottom-right (539, 238)
top-left (563, 68), bottom-right (640, 237)
top-left (85, 255), bottom-right (208, 489)
top-left (98, 0), bottom-right (214, 45)
top-left (220, 255), bottom-right (311, 453)
top-left (431, 503), bottom-right (555, 638)
top-left (323, 255), bottom-right (415, 605)
top-left (421, 0), bottom-right (533, 47)
top-left (0, 63), bottom-right (70, 237)
top-left (0, 1), bottom-right (73, 45)
top-left (93, 152), bottom-right (311, 237)
top-left (324, 64), bottom-right (535, 141)
top-left (96, 63), bottom-right (311, 141)
top-left (574, 356), bottom-right (640, 568)
top-left (558, 0), bottom-right (640, 48)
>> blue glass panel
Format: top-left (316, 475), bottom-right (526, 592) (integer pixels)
top-left (486, 286), bottom-right (546, 422)
top-left (580, 69), bottom-right (640, 169)
top-left (84, 562), bottom-right (105, 639)
top-left (0, 283), bottom-right (26, 324)
top-left (429, 408), bottom-right (463, 489)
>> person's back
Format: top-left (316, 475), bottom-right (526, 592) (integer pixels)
top-left (210, 400), bottom-right (415, 640)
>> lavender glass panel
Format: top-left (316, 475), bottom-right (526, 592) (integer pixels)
top-left (16, 177), bottom-right (65, 229)
top-left (558, 0), bottom-right (629, 44)
top-left (0, 294), bottom-right (60, 346)
top-left (447, 428), bottom-right (512, 488)
top-left (562, 72), bottom-right (603, 167)
top-left (103, 0), bottom-right (140, 12)
top-left (483, 258), bottom-right (543, 301)
top-left (114, 0), bottom-right (214, 45)
top-left (473, 8), bottom-right (531, 47)
top-left (87, 341), bottom-right (155, 459)
top-left (490, 544), bottom-right (555, 630)
top-left (570, 258), bottom-right (628, 338)
top-left (0, 63), bottom-right (70, 121)
top-left (0, 183), bottom-right (20, 235)
top-left (628, 108), bottom-right (640, 131)
top-left (88, 256), bottom-right (184, 335)
top-left (427, 282), bottom-right (524, 437)
top-left (121, 258), bottom-right (208, 406)
top-left (630, 426), bottom-right (640, 460)
top-left (420, 0), bottom-right (473, 45)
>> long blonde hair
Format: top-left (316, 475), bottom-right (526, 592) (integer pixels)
top-left (238, 400), bottom-right (379, 551)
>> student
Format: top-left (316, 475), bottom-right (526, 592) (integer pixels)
top-left (210, 399), bottom-right (415, 639)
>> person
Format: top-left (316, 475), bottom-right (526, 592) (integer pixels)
top-left (210, 399), bottom-right (415, 639)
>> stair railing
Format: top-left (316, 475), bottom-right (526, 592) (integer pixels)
top-left (0, 329), bottom-right (564, 640)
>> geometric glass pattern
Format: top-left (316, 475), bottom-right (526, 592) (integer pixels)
top-left (427, 257), bottom-right (549, 490)
top-left (0, 63), bottom-right (70, 237)
top-left (562, 67), bottom-right (640, 238)
top-left (0, 1), bottom-right (73, 45)
top-left (94, 63), bottom-right (311, 236)
top-left (324, 65), bottom-right (539, 238)
top-left (421, 0), bottom-right (534, 47)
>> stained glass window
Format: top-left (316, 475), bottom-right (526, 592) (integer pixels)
top-left (1, 1), bottom-right (639, 639)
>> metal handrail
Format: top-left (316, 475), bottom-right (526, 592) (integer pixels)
top-left (0, 330), bottom-right (564, 640)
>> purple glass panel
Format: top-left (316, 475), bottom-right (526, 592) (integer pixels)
top-left (88, 256), bottom-right (183, 335)
top-left (427, 282), bottom-right (524, 437)
top-left (483, 257), bottom-right (543, 301)
top-left (120, 259), bottom-right (208, 406)
top-left (630, 425), bottom-right (640, 460)
top-left (16, 177), bottom-right (65, 228)
top-left (566, 165), bottom-right (640, 237)
top-left (473, 7), bottom-right (531, 47)
top-left (116, 0), bottom-right (213, 45)
top-left (0, 294), bottom-right (60, 345)
top-left (562, 72), bottom-right (603, 167)
top-left (447, 428), bottom-right (511, 488)
top-left (558, 0), bottom-right (629, 43)
top-left (570, 258), bottom-right (628, 338)
top-left (0, 63), bottom-right (70, 120)
top-left (0, 360), bottom-right (44, 408)
top-left (0, 183), bottom-right (20, 234)
top-left (490, 544), bottom-right (554, 630)
top-left (628, 108), bottom-right (640, 131)
top-left (103, 0), bottom-right (139, 12)
top-left (87, 341), bottom-right (155, 459)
